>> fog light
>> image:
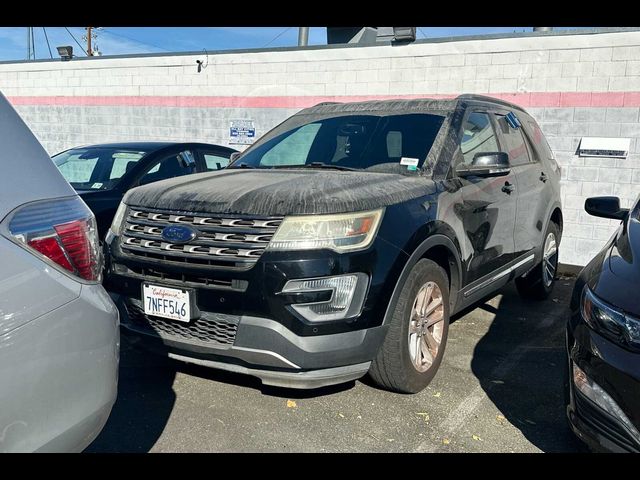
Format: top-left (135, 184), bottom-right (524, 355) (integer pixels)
top-left (573, 364), bottom-right (640, 439)
top-left (281, 273), bottom-right (369, 322)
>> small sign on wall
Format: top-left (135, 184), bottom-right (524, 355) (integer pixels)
top-left (579, 137), bottom-right (630, 158)
top-left (229, 119), bottom-right (256, 145)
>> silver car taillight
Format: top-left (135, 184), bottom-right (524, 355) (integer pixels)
top-left (2, 196), bottom-right (102, 282)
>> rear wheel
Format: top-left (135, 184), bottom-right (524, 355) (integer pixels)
top-left (515, 222), bottom-right (560, 300)
top-left (368, 259), bottom-right (450, 394)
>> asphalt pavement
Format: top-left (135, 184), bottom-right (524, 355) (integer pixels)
top-left (88, 277), bottom-right (587, 453)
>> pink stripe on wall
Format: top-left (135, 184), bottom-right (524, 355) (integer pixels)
top-left (7, 92), bottom-right (640, 109)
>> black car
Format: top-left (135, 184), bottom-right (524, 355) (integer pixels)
top-left (104, 95), bottom-right (563, 393)
top-left (52, 142), bottom-right (237, 237)
top-left (567, 195), bottom-right (640, 452)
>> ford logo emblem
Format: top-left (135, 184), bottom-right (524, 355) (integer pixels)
top-left (161, 225), bottom-right (197, 244)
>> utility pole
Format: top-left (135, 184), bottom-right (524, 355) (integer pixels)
top-left (298, 27), bottom-right (309, 46)
top-left (86, 26), bottom-right (93, 56)
top-left (27, 27), bottom-right (35, 60)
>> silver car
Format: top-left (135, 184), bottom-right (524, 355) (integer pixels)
top-left (0, 93), bottom-right (119, 452)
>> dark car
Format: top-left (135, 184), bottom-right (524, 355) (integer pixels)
top-left (52, 142), bottom-right (237, 237)
top-left (103, 95), bottom-right (563, 393)
top-left (566, 195), bottom-right (640, 452)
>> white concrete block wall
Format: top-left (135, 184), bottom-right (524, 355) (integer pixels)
top-left (1, 29), bottom-right (640, 266)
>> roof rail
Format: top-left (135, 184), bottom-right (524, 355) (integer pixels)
top-left (456, 94), bottom-right (526, 112)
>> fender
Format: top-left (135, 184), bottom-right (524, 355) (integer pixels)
top-left (544, 201), bottom-right (563, 239)
top-left (381, 233), bottom-right (462, 326)
top-left (539, 200), bottom-right (563, 260)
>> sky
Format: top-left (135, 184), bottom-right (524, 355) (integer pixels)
top-left (0, 27), bottom-right (583, 61)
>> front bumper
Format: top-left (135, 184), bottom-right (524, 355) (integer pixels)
top-left (114, 293), bottom-right (387, 389)
top-left (566, 320), bottom-right (640, 453)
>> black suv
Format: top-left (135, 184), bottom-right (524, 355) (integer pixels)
top-left (104, 95), bottom-right (562, 393)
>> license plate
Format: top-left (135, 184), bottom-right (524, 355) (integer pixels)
top-left (143, 284), bottom-right (192, 322)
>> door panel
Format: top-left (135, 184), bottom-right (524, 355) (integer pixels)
top-left (494, 111), bottom-right (547, 257)
top-left (455, 111), bottom-right (517, 285)
top-left (512, 163), bottom-right (548, 256)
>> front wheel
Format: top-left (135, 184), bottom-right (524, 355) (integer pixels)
top-left (515, 222), bottom-right (560, 300)
top-left (368, 259), bottom-right (450, 394)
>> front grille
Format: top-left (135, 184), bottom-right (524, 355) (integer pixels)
top-left (575, 391), bottom-right (640, 452)
top-left (124, 299), bottom-right (238, 348)
top-left (112, 262), bottom-right (249, 292)
top-left (120, 207), bottom-right (282, 270)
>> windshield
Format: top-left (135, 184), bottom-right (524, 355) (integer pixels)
top-left (229, 113), bottom-right (445, 174)
top-left (52, 147), bottom-right (147, 190)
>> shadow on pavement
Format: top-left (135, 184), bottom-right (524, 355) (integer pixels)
top-left (467, 280), bottom-right (587, 452)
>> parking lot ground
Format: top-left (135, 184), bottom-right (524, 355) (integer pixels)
top-left (88, 276), bottom-right (587, 453)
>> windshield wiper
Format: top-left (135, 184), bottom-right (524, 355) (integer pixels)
top-left (287, 162), bottom-right (357, 172)
top-left (228, 162), bottom-right (257, 169)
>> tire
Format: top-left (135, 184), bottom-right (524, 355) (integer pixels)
top-left (368, 259), bottom-right (450, 394)
top-left (515, 221), bottom-right (560, 301)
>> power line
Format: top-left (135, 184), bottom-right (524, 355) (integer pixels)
top-left (100, 28), bottom-right (171, 52)
top-left (42, 27), bottom-right (53, 59)
top-left (417, 27), bottom-right (428, 39)
top-left (263, 27), bottom-right (292, 48)
top-left (64, 27), bottom-right (87, 56)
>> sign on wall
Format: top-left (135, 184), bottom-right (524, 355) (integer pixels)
top-left (579, 137), bottom-right (631, 158)
top-left (229, 119), bottom-right (256, 145)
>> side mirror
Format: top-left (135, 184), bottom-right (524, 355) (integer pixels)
top-left (229, 151), bottom-right (241, 164)
top-left (457, 152), bottom-right (511, 178)
top-left (585, 196), bottom-right (629, 220)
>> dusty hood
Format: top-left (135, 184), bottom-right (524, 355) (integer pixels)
top-left (0, 93), bottom-right (76, 220)
top-left (124, 168), bottom-right (437, 216)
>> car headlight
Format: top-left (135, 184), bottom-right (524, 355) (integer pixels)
top-left (109, 201), bottom-right (128, 236)
top-left (268, 209), bottom-right (384, 253)
top-left (581, 286), bottom-right (640, 350)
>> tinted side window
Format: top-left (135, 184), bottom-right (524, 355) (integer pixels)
top-left (460, 112), bottom-right (500, 165)
top-left (526, 119), bottom-right (554, 160)
top-left (139, 151), bottom-right (195, 185)
top-left (495, 113), bottom-right (530, 167)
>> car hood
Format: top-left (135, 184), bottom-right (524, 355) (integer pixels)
top-left (591, 210), bottom-right (640, 318)
top-left (123, 168), bottom-right (437, 216)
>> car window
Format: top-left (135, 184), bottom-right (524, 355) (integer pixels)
top-left (204, 153), bottom-right (231, 171)
top-left (233, 113), bottom-right (445, 174)
top-left (53, 148), bottom-right (146, 190)
top-left (56, 152), bottom-right (99, 183)
top-left (139, 151), bottom-right (195, 186)
top-left (525, 119), bottom-right (553, 160)
top-left (460, 112), bottom-right (500, 165)
top-left (495, 113), bottom-right (531, 167)
top-left (261, 123), bottom-right (322, 166)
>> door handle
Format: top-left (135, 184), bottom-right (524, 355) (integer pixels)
top-left (540, 172), bottom-right (548, 183)
top-left (502, 182), bottom-right (515, 194)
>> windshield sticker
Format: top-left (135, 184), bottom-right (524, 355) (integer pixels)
top-left (92, 182), bottom-right (103, 189)
top-left (400, 157), bottom-right (419, 168)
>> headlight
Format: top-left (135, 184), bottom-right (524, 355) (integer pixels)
top-left (581, 286), bottom-right (640, 350)
top-left (109, 201), bottom-right (128, 236)
top-left (268, 209), bottom-right (384, 253)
